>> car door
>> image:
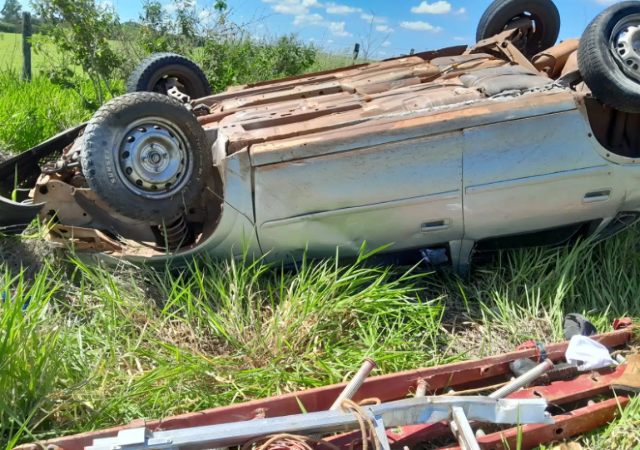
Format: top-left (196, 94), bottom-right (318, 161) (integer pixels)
top-left (462, 109), bottom-right (625, 245)
top-left (253, 131), bottom-right (464, 264)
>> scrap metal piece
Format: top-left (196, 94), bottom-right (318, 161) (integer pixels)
top-left (532, 39), bottom-right (580, 77)
top-left (330, 359), bottom-right (377, 410)
top-left (0, 123), bottom-right (86, 198)
top-left (311, 359), bottom-right (377, 439)
top-left (441, 397), bottom-right (630, 450)
top-left (21, 329), bottom-right (631, 450)
top-left (415, 379), bottom-right (427, 398)
top-left (467, 28), bottom-right (539, 74)
top-left (450, 406), bottom-right (480, 450)
top-left (372, 416), bottom-right (391, 450)
top-left (0, 196), bottom-right (43, 234)
top-left (86, 397), bottom-right (552, 450)
top-left (168, 86), bottom-right (191, 104)
top-left (73, 191), bottom-right (156, 242)
top-left (489, 359), bottom-right (554, 399)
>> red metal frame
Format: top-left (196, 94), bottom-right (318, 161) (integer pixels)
top-left (442, 397), bottom-right (629, 450)
top-left (326, 363), bottom-right (630, 449)
top-left (18, 326), bottom-right (633, 450)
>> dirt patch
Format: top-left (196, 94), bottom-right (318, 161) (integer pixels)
top-left (0, 231), bottom-right (59, 279)
top-left (442, 313), bottom-right (558, 358)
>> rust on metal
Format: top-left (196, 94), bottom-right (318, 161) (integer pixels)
top-left (26, 32), bottom-right (589, 262)
top-left (326, 362), bottom-right (631, 449)
top-left (17, 328), bottom-right (632, 450)
top-left (441, 397), bottom-right (629, 450)
top-left (532, 39), bottom-right (580, 77)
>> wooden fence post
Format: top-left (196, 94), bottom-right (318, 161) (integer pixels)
top-left (22, 11), bottom-right (32, 82)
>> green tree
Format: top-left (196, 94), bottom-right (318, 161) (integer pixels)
top-left (0, 0), bottom-right (21, 24)
top-left (139, 0), bottom-right (170, 53)
top-left (138, 0), bottom-right (203, 54)
top-left (32, 0), bottom-right (122, 104)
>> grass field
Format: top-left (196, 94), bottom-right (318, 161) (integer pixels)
top-left (0, 32), bottom-right (60, 75)
top-left (0, 31), bottom-right (639, 450)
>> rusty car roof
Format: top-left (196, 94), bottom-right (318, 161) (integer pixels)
top-left (193, 46), bottom-right (569, 162)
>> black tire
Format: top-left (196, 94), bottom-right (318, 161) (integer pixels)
top-left (476, 0), bottom-right (560, 56)
top-left (578, 2), bottom-right (640, 113)
top-left (127, 53), bottom-right (211, 99)
top-left (81, 92), bottom-right (212, 223)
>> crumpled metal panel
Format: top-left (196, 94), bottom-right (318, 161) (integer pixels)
top-left (253, 131), bottom-right (465, 263)
top-left (248, 92), bottom-right (577, 166)
top-left (195, 46), bottom-right (515, 155)
top-left (195, 47), bottom-right (565, 164)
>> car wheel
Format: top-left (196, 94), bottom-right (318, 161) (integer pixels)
top-left (578, 2), bottom-right (640, 113)
top-left (476, 0), bottom-right (560, 57)
top-left (127, 52), bottom-right (211, 99)
top-left (81, 92), bottom-right (212, 223)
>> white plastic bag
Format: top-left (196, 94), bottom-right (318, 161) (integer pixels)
top-left (565, 335), bottom-right (617, 371)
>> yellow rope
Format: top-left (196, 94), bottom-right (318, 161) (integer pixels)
top-left (244, 433), bottom-right (342, 450)
top-left (339, 399), bottom-right (381, 450)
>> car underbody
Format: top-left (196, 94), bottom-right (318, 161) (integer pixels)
top-left (3, 13), bottom-right (640, 273)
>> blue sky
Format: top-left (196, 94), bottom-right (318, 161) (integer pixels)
top-left (18, 0), bottom-right (622, 57)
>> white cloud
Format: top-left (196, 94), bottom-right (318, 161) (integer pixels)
top-left (378, 51), bottom-right (387, 55)
top-left (453, 36), bottom-right (466, 41)
top-left (329, 21), bottom-right (353, 36)
top-left (273, 3), bottom-right (308, 15)
top-left (325, 2), bottom-right (362, 14)
top-left (198, 10), bottom-right (211, 19)
top-left (163, 0), bottom-right (195, 11)
top-left (98, 0), bottom-right (114, 9)
top-left (361, 13), bottom-right (387, 23)
top-left (455, 7), bottom-right (466, 14)
top-left (293, 13), bottom-right (323, 25)
top-left (309, 38), bottom-right (315, 42)
top-left (381, 41), bottom-right (391, 47)
top-left (400, 20), bottom-right (444, 32)
top-left (327, 39), bottom-right (334, 43)
top-left (376, 25), bottom-right (394, 33)
top-left (411, 1), bottom-right (451, 14)
top-left (264, 0), bottom-right (323, 17)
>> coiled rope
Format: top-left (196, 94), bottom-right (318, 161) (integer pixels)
top-left (243, 398), bottom-right (382, 450)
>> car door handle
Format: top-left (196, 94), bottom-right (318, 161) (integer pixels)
top-left (583, 189), bottom-right (612, 204)
top-left (421, 219), bottom-right (451, 232)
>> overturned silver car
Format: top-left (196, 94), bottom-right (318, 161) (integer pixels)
top-left (3, 0), bottom-right (640, 273)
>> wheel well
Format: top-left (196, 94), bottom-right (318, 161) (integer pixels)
top-left (584, 97), bottom-right (640, 158)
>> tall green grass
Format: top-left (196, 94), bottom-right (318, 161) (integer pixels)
top-left (0, 72), bottom-right (126, 153)
top-left (0, 73), bottom-right (93, 153)
top-left (0, 247), bottom-right (445, 447)
top-left (1, 227), bottom-right (640, 449)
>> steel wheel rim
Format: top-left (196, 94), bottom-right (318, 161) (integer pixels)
top-left (117, 118), bottom-right (192, 199)
top-left (611, 14), bottom-right (640, 83)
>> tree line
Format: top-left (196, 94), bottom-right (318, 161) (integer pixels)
top-left (5, 0), bottom-right (317, 106)
top-left (0, 0), bottom-right (43, 33)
